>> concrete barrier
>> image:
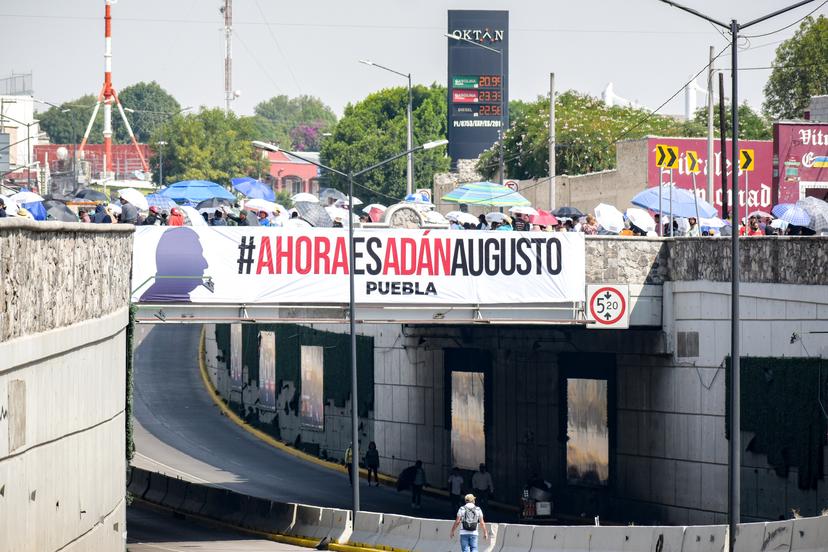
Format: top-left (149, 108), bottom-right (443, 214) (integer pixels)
top-left (349, 511), bottom-right (384, 548)
top-left (377, 514), bottom-right (422, 551)
top-left (759, 520), bottom-right (793, 552)
top-left (181, 480), bottom-right (209, 515)
top-left (530, 525), bottom-right (592, 552)
top-left (790, 515), bottom-right (828, 552)
top-left (260, 501), bottom-right (297, 535)
top-left (201, 487), bottom-right (238, 523)
top-left (328, 507), bottom-right (353, 544)
top-left (492, 523), bottom-right (534, 552)
top-left (144, 470), bottom-right (170, 505)
top-left (650, 526), bottom-right (685, 552)
top-left (287, 504), bottom-right (329, 541)
top-left (160, 477), bottom-right (191, 512)
top-left (414, 519), bottom-right (456, 552)
top-left (127, 467), bottom-right (150, 499)
top-left (681, 525), bottom-right (727, 552)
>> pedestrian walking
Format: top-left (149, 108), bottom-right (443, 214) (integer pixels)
top-left (449, 494), bottom-right (489, 552)
top-left (365, 441), bottom-right (380, 486)
top-left (448, 466), bottom-right (464, 513)
top-left (471, 464), bottom-right (494, 511)
top-left (411, 460), bottom-right (426, 509)
top-left (345, 442), bottom-right (354, 486)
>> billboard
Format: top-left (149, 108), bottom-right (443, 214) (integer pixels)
top-left (447, 10), bottom-right (509, 166)
top-left (259, 331), bottom-right (276, 411)
top-left (300, 345), bottom-right (324, 431)
top-left (645, 137), bottom-right (773, 212)
top-left (773, 122), bottom-right (828, 203)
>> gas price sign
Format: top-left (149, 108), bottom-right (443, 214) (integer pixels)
top-left (447, 10), bottom-right (509, 166)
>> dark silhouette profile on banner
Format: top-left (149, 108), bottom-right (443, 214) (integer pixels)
top-left (140, 227), bottom-right (210, 302)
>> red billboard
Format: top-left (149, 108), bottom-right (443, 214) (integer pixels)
top-left (646, 137), bottom-right (773, 212)
top-left (773, 122), bottom-right (828, 203)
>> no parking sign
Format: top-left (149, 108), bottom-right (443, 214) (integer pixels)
top-left (586, 284), bottom-right (629, 329)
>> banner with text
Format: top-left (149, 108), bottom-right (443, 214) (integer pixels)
top-left (132, 227), bottom-right (585, 305)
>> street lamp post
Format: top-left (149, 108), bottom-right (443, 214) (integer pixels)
top-left (252, 138), bottom-right (448, 516)
top-left (658, 2), bottom-right (816, 549)
top-left (445, 33), bottom-right (505, 185)
top-left (156, 141), bottom-right (167, 186)
top-left (359, 60), bottom-right (415, 196)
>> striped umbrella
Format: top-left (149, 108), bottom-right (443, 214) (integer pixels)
top-left (442, 181), bottom-right (531, 207)
top-left (146, 194), bottom-right (178, 211)
top-left (797, 197), bottom-right (828, 234)
top-left (771, 203), bottom-right (811, 226)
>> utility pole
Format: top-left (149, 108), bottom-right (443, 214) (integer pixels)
top-left (549, 72), bottom-right (556, 211)
top-left (223, 0), bottom-right (233, 113)
top-left (707, 45), bottom-right (715, 203)
top-left (718, 73), bottom-right (728, 219)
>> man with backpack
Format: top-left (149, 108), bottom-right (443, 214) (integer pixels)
top-left (449, 494), bottom-right (489, 552)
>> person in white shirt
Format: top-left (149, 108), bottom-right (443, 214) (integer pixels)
top-left (450, 494), bottom-right (489, 552)
top-left (471, 464), bottom-right (494, 511)
top-left (447, 467), bottom-right (464, 513)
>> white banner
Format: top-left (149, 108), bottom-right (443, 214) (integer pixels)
top-left (132, 227), bottom-right (585, 305)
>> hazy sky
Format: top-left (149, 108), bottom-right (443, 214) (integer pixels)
top-left (2, 0), bottom-right (825, 118)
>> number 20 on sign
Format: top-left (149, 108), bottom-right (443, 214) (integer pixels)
top-left (586, 284), bottom-right (630, 329)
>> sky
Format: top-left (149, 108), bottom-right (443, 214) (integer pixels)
top-left (2, 0), bottom-right (825, 119)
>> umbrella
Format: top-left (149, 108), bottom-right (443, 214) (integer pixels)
top-left (146, 194), bottom-right (178, 211)
top-left (335, 196), bottom-right (364, 207)
top-left (118, 187), bottom-right (149, 211)
top-left (771, 203), bottom-right (811, 226)
top-left (530, 209), bottom-right (558, 227)
top-left (485, 212), bottom-right (507, 223)
top-left (630, 185), bottom-right (717, 218)
top-left (2, 197), bottom-right (20, 214)
top-left (179, 205), bottom-right (208, 226)
top-left (285, 218), bottom-right (312, 229)
top-left (625, 208), bottom-right (656, 233)
top-left (320, 188), bottom-right (348, 204)
top-left (245, 198), bottom-right (286, 215)
top-left (294, 201), bottom-right (333, 227)
top-left (42, 200), bottom-right (78, 222)
top-left (21, 201), bottom-right (47, 220)
top-left (404, 192), bottom-right (432, 204)
top-left (291, 192), bottom-right (319, 204)
top-left (509, 205), bottom-right (539, 216)
top-left (594, 203), bottom-right (625, 234)
top-left (158, 180), bottom-right (235, 203)
top-left (368, 207), bottom-right (385, 222)
top-left (797, 197), bottom-right (828, 233)
top-left (326, 205), bottom-right (358, 224)
top-left (107, 203), bottom-right (122, 216)
top-left (197, 197), bottom-right (234, 210)
top-left (442, 181), bottom-right (531, 207)
top-left (747, 210), bottom-right (773, 220)
top-left (362, 203), bottom-right (387, 214)
top-left (232, 177), bottom-right (275, 201)
top-left (74, 188), bottom-right (108, 202)
top-left (456, 212), bottom-right (480, 226)
top-left (699, 217), bottom-right (728, 229)
top-left (551, 206), bottom-right (585, 218)
top-left (10, 191), bottom-right (43, 204)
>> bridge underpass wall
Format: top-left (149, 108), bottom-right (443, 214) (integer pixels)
top-left (0, 220), bottom-right (133, 552)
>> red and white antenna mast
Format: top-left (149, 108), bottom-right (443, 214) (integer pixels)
top-left (79, 0), bottom-right (149, 181)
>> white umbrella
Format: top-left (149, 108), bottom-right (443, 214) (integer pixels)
top-left (362, 203), bottom-right (387, 214)
top-left (748, 210), bottom-right (773, 219)
top-left (2, 198), bottom-right (20, 215)
top-left (291, 192), bottom-right (319, 204)
top-left (485, 212), bottom-right (507, 223)
top-left (699, 217), bottom-right (727, 228)
top-left (325, 205), bottom-right (358, 223)
top-left (180, 205), bottom-right (207, 226)
top-left (594, 203), bottom-right (625, 234)
top-left (335, 196), bottom-right (363, 207)
top-left (118, 187), bottom-right (149, 211)
top-left (285, 218), bottom-right (312, 228)
top-left (625, 208), bottom-right (656, 233)
top-left (245, 198), bottom-right (286, 215)
top-left (106, 203), bottom-right (122, 216)
top-left (10, 191), bottom-right (43, 203)
top-left (457, 212), bottom-right (480, 226)
top-left (509, 206), bottom-right (539, 216)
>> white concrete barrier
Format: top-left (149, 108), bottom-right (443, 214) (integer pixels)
top-left (681, 525), bottom-right (727, 552)
top-left (790, 515), bottom-right (828, 552)
top-left (650, 527), bottom-right (685, 552)
top-left (732, 522), bottom-right (768, 552)
top-left (349, 511), bottom-right (384, 548)
top-left (530, 525), bottom-right (593, 552)
top-left (587, 525), bottom-right (658, 552)
top-left (377, 514), bottom-right (421, 551)
top-left (328, 507), bottom-right (353, 544)
top-left (493, 524), bottom-right (534, 552)
top-left (287, 504), bottom-right (329, 541)
top-left (415, 519), bottom-right (457, 552)
top-left (759, 520), bottom-right (793, 552)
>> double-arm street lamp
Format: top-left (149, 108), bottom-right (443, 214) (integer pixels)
top-left (445, 33), bottom-right (505, 185)
top-left (658, 2), bottom-right (817, 549)
top-left (359, 60), bottom-right (415, 196)
top-left (252, 138), bottom-right (448, 516)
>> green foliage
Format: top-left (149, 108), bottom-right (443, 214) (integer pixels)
top-left (320, 84), bottom-right (450, 204)
top-left (253, 95), bottom-right (337, 151)
top-left (117, 81), bottom-right (181, 143)
top-left (151, 108), bottom-right (266, 186)
top-left (37, 94), bottom-right (101, 144)
top-left (763, 15), bottom-right (828, 120)
top-left (726, 356), bottom-right (828, 490)
top-left (683, 102), bottom-right (772, 140)
top-left (477, 91), bottom-right (690, 180)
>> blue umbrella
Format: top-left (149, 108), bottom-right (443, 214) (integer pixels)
top-left (157, 180), bottom-right (235, 203)
top-left (145, 193), bottom-right (178, 211)
top-left (631, 185), bottom-right (717, 218)
top-left (22, 201), bottom-right (47, 221)
top-left (772, 203), bottom-right (811, 226)
top-left (231, 177), bottom-right (275, 201)
top-left (442, 181), bottom-right (531, 206)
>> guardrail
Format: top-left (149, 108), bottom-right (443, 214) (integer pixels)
top-left (128, 467), bottom-right (825, 552)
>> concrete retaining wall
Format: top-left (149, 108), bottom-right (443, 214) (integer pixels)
top-left (0, 220), bottom-right (132, 552)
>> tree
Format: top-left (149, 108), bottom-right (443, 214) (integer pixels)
top-left (117, 81), bottom-right (181, 143)
top-left (683, 102), bottom-right (772, 140)
top-left (37, 94), bottom-right (101, 144)
top-left (253, 95), bottom-right (337, 151)
top-left (320, 84), bottom-right (450, 205)
top-left (150, 108), bottom-right (266, 186)
top-left (763, 15), bottom-right (828, 120)
top-left (477, 91), bottom-right (689, 180)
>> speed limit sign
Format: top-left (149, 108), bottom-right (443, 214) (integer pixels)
top-left (587, 285), bottom-right (629, 329)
